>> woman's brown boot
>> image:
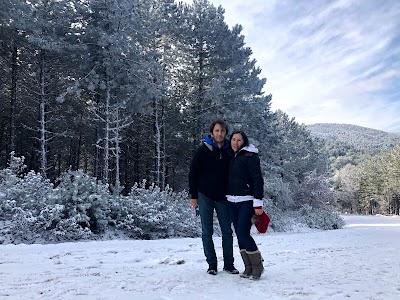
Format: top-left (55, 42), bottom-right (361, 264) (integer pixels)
top-left (247, 250), bottom-right (264, 280)
top-left (240, 249), bottom-right (252, 278)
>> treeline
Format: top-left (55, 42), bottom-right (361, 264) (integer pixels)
top-left (1, 0), bottom-right (336, 214)
top-left (334, 144), bottom-right (400, 215)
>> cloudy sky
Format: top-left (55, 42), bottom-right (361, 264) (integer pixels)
top-left (183, 0), bottom-right (400, 132)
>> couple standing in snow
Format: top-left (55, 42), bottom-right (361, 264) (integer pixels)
top-left (189, 119), bottom-right (265, 280)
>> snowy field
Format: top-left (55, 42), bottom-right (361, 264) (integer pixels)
top-left (1, 214), bottom-right (400, 300)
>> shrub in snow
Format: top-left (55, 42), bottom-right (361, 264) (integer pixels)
top-left (1, 152), bottom-right (26, 179)
top-left (7, 171), bottom-right (53, 212)
top-left (110, 180), bottom-right (200, 239)
top-left (50, 216), bottom-right (93, 241)
top-left (10, 204), bottom-right (92, 244)
top-left (297, 204), bottom-right (345, 230)
top-left (0, 152), bottom-right (26, 219)
top-left (263, 199), bottom-right (344, 232)
top-left (9, 207), bottom-right (37, 243)
top-left (163, 188), bottom-right (201, 238)
top-left (0, 199), bottom-right (16, 220)
top-left (6, 169), bottom-right (111, 244)
top-left (52, 170), bottom-right (111, 234)
top-left (0, 153), bottom-right (52, 220)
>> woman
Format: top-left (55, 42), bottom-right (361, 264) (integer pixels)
top-left (226, 130), bottom-right (264, 280)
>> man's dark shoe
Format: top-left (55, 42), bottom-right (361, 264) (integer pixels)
top-left (223, 265), bottom-right (239, 274)
top-left (207, 264), bottom-right (217, 275)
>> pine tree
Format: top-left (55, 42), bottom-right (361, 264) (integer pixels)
top-left (178, 0), bottom-right (266, 150)
top-left (78, 0), bottom-right (148, 184)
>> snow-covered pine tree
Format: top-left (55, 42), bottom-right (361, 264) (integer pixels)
top-left (6, 0), bottom-right (86, 179)
top-left (132, 0), bottom-right (181, 189)
top-left (80, 0), bottom-right (149, 185)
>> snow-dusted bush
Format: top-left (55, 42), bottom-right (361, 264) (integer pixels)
top-left (162, 188), bottom-right (201, 238)
top-left (0, 199), bottom-right (16, 220)
top-left (297, 204), bottom-right (345, 230)
top-left (7, 171), bottom-right (53, 212)
top-left (263, 200), bottom-right (344, 232)
top-left (53, 170), bottom-right (111, 234)
top-left (0, 152), bottom-right (26, 182)
top-left (0, 153), bottom-right (52, 219)
top-left (0, 153), bottom-right (26, 219)
top-left (9, 205), bottom-right (92, 243)
top-left (9, 207), bottom-right (37, 243)
top-left (111, 180), bottom-right (200, 239)
top-left (2, 166), bottom-right (110, 243)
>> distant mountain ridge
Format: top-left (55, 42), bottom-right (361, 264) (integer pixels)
top-left (307, 123), bottom-right (400, 154)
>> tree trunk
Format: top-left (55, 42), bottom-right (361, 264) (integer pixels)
top-left (193, 45), bottom-right (205, 152)
top-left (154, 96), bottom-right (162, 187)
top-left (162, 109), bottom-right (166, 189)
top-left (76, 115), bottom-right (83, 170)
top-left (39, 49), bottom-right (47, 178)
top-left (9, 34), bottom-right (18, 154)
top-left (114, 104), bottom-right (121, 194)
top-left (94, 93), bottom-right (101, 179)
top-left (103, 86), bottom-right (111, 184)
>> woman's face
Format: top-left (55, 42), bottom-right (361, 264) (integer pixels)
top-left (231, 133), bottom-right (244, 153)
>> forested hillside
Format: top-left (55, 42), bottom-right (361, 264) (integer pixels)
top-left (307, 123), bottom-right (400, 216)
top-left (307, 123), bottom-right (400, 154)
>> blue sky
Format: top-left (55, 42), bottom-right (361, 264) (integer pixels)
top-left (183, 0), bottom-right (400, 132)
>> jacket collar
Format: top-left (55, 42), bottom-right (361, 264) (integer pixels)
top-left (204, 135), bottom-right (229, 151)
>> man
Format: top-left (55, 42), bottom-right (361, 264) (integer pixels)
top-left (189, 120), bottom-right (239, 275)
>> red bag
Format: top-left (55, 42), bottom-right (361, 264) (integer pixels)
top-left (252, 211), bottom-right (270, 234)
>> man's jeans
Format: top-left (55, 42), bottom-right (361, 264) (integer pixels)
top-left (228, 200), bottom-right (258, 251)
top-left (198, 192), bottom-right (234, 267)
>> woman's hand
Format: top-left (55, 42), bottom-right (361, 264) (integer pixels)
top-left (254, 207), bottom-right (263, 215)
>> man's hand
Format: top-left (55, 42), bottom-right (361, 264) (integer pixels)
top-left (190, 199), bottom-right (198, 209)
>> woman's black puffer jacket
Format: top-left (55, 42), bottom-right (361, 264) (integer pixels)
top-left (227, 144), bottom-right (264, 200)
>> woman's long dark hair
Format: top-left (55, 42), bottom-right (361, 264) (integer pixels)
top-left (229, 130), bottom-right (249, 153)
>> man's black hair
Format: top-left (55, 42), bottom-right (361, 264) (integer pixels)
top-left (209, 119), bottom-right (229, 135)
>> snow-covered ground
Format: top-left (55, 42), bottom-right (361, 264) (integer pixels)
top-left (1, 214), bottom-right (399, 300)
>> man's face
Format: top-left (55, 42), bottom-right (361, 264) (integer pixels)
top-left (211, 123), bottom-right (227, 144)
